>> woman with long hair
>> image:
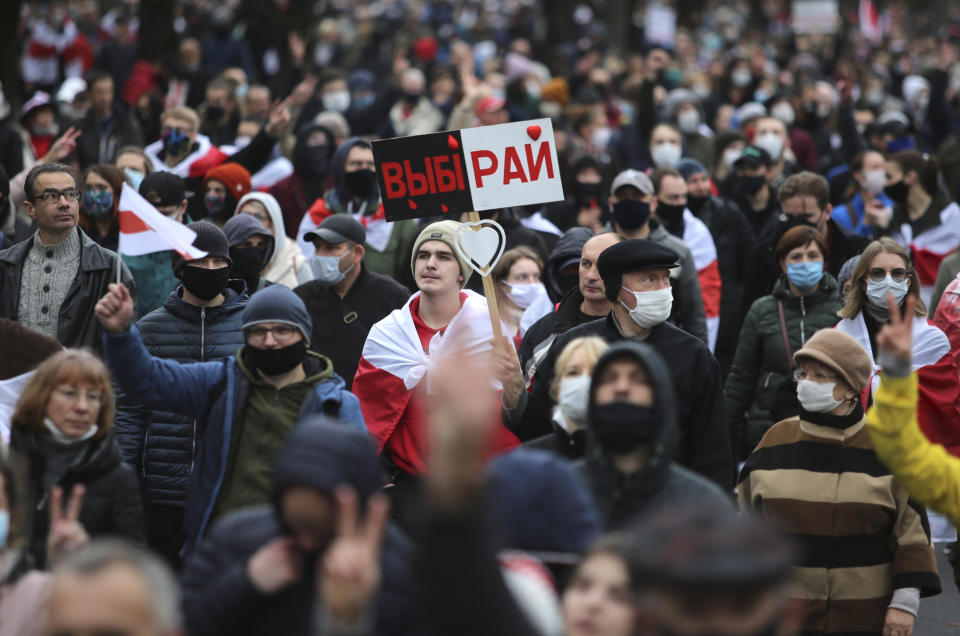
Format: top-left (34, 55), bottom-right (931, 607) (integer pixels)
top-left (78, 164), bottom-right (125, 252)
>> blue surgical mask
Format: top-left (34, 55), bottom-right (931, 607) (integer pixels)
top-left (310, 253), bottom-right (352, 285)
top-left (123, 168), bottom-right (145, 190)
top-left (0, 510), bottom-right (8, 549)
top-left (786, 261), bottom-right (824, 291)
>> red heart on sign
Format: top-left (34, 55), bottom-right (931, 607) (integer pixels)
top-left (447, 134), bottom-right (459, 151)
top-left (441, 203), bottom-right (449, 213)
top-left (527, 125), bottom-right (541, 141)
top-left (408, 199), bottom-right (417, 210)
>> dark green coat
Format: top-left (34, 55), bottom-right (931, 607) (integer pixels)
top-left (725, 273), bottom-right (841, 457)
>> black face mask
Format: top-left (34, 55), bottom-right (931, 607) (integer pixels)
top-left (783, 214), bottom-right (817, 231)
top-left (884, 180), bottom-right (909, 204)
top-left (687, 194), bottom-right (709, 214)
top-left (294, 144), bottom-right (331, 179)
top-left (590, 402), bottom-right (658, 453)
top-left (656, 202), bottom-right (685, 225)
top-left (246, 340), bottom-right (307, 376)
top-left (574, 181), bottom-right (603, 201)
top-left (180, 266), bottom-right (231, 301)
top-left (344, 169), bottom-right (378, 200)
top-left (401, 91), bottom-right (421, 106)
top-left (737, 174), bottom-right (766, 196)
top-left (230, 245), bottom-right (268, 283)
top-left (205, 105), bottom-right (226, 121)
top-left (611, 199), bottom-right (651, 230)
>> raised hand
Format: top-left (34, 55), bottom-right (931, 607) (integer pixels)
top-left (47, 484), bottom-right (89, 560)
top-left (320, 487), bottom-right (390, 625)
top-left (265, 96), bottom-right (294, 138)
top-left (247, 536), bottom-right (304, 594)
top-left (876, 293), bottom-right (914, 365)
top-left (94, 282), bottom-right (135, 334)
top-left (43, 127), bottom-right (82, 163)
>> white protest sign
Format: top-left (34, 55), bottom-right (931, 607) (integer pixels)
top-left (792, 0), bottom-right (839, 34)
top-left (458, 118), bottom-right (564, 211)
top-left (645, 3), bottom-right (677, 48)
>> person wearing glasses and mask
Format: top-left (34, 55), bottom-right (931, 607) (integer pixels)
top-left (0, 163), bottom-right (136, 353)
top-left (95, 282), bottom-right (365, 555)
top-left (739, 328), bottom-right (940, 635)
top-left (836, 237), bottom-right (960, 456)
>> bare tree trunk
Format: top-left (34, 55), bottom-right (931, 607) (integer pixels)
top-left (0, 0), bottom-right (24, 111)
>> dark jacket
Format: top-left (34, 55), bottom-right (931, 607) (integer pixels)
top-left (577, 342), bottom-right (732, 529)
top-left (10, 428), bottom-right (145, 568)
top-left (520, 313), bottom-right (734, 490)
top-left (543, 226), bottom-right (593, 302)
top-left (689, 195), bottom-right (757, 377)
top-left (294, 267), bottom-right (410, 389)
top-left (518, 286), bottom-right (599, 383)
top-left (466, 208), bottom-right (549, 295)
top-left (0, 228), bottom-right (137, 353)
top-left (114, 280), bottom-right (248, 508)
top-left (74, 105), bottom-right (144, 169)
top-left (181, 422), bottom-right (419, 636)
top-left (522, 426), bottom-right (589, 460)
top-left (102, 325), bottom-right (365, 552)
top-left (725, 274), bottom-right (842, 459)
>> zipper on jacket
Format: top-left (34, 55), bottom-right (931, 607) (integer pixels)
top-left (191, 307), bottom-right (207, 473)
top-left (799, 296), bottom-right (807, 346)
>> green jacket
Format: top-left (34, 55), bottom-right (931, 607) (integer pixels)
top-left (725, 273), bottom-right (841, 456)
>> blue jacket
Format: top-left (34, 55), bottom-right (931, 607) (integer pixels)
top-left (103, 326), bottom-right (365, 551)
top-left (114, 280), bottom-right (248, 508)
top-left (832, 191), bottom-right (893, 238)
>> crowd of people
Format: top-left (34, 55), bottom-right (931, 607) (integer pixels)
top-left (2, 0), bottom-right (960, 634)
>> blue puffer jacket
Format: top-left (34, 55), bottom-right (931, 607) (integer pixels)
top-left (103, 325), bottom-right (366, 553)
top-left (114, 280), bottom-right (248, 508)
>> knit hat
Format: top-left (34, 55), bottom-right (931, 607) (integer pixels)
top-left (410, 220), bottom-right (473, 285)
top-left (171, 221), bottom-right (232, 275)
top-left (139, 171), bottom-right (185, 207)
top-left (677, 158), bottom-right (708, 180)
top-left (203, 162), bottom-right (252, 200)
top-left (540, 78), bottom-right (570, 104)
top-left (793, 329), bottom-right (873, 393)
top-left (241, 284), bottom-right (313, 344)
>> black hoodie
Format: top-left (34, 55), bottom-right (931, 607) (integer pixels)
top-left (181, 421), bottom-right (419, 636)
top-left (576, 341), bottom-right (732, 529)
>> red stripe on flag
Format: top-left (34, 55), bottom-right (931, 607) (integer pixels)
top-left (118, 210), bottom-right (151, 234)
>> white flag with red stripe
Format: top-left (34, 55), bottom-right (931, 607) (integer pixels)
top-left (682, 210), bottom-right (722, 353)
top-left (117, 183), bottom-right (206, 260)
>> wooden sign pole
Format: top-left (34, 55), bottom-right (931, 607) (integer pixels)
top-left (467, 210), bottom-right (504, 340)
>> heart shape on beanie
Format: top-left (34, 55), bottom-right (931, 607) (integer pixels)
top-left (454, 220), bottom-right (506, 277)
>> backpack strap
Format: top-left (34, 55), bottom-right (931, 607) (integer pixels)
top-left (777, 299), bottom-right (795, 370)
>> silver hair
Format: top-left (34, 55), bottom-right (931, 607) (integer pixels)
top-left (53, 539), bottom-right (182, 632)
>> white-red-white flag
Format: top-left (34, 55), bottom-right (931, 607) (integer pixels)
top-left (859, 0), bottom-right (882, 42)
top-left (117, 183), bottom-right (206, 260)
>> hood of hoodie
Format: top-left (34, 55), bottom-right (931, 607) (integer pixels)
top-left (271, 420), bottom-right (383, 509)
top-left (486, 448), bottom-right (601, 553)
top-left (545, 227), bottom-right (594, 300)
top-left (586, 341), bottom-right (679, 474)
top-left (330, 136), bottom-right (376, 207)
top-left (164, 278), bottom-right (249, 319)
top-left (223, 209), bottom-right (277, 266)
top-left (236, 192), bottom-right (287, 268)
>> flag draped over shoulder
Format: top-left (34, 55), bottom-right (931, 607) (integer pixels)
top-left (117, 183), bottom-right (206, 260)
top-left (683, 209), bottom-right (721, 353)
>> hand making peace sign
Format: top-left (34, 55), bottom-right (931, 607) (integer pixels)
top-left (47, 484), bottom-right (89, 561)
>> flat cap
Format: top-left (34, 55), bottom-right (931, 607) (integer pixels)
top-left (304, 214), bottom-right (366, 245)
top-left (597, 239), bottom-right (680, 302)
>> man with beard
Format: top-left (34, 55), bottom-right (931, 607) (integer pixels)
top-left (268, 123), bottom-right (336, 237)
top-left (298, 138), bottom-right (418, 283)
top-left (96, 283), bottom-right (365, 554)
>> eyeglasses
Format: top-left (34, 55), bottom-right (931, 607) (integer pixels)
top-left (35, 188), bottom-right (81, 204)
top-left (868, 268), bottom-right (909, 283)
top-left (246, 325), bottom-right (300, 345)
top-left (52, 386), bottom-right (104, 405)
top-left (793, 369), bottom-right (839, 382)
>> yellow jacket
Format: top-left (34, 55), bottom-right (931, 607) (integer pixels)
top-left (865, 372), bottom-right (960, 528)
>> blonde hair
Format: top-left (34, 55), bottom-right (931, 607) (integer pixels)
top-left (160, 106), bottom-right (200, 132)
top-left (549, 336), bottom-right (609, 399)
top-left (838, 237), bottom-right (926, 320)
top-left (11, 349), bottom-right (114, 440)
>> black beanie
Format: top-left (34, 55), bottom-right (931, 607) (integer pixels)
top-left (170, 221), bottom-right (233, 275)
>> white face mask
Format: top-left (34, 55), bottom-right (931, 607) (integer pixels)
top-left (591, 126), bottom-right (613, 150)
top-left (540, 101), bottom-right (562, 119)
top-left (797, 379), bottom-right (844, 413)
top-left (322, 90), bottom-right (351, 113)
top-left (860, 169), bottom-right (886, 195)
top-left (866, 275), bottom-right (910, 308)
top-left (722, 147), bottom-right (742, 168)
top-left (651, 142), bottom-right (682, 168)
top-left (771, 103), bottom-right (795, 126)
top-left (677, 109), bottom-right (701, 134)
top-left (558, 374), bottom-right (591, 427)
top-left (43, 417), bottom-right (98, 444)
top-left (620, 285), bottom-right (673, 328)
top-left (732, 68), bottom-right (753, 88)
top-left (310, 253), bottom-right (352, 285)
top-left (506, 282), bottom-right (545, 309)
top-left (754, 133), bottom-right (784, 161)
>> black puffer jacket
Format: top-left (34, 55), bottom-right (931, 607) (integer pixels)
top-left (10, 427), bottom-right (145, 569)
top-left (181, 421), bottom-right (420, 636)
top-left (114, 280), bottom-right (247, 507)
top-left (576, 342), bottom-right (732, 529)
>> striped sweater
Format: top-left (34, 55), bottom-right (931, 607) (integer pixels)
top-left (738, 415), bottom-right (940, 636)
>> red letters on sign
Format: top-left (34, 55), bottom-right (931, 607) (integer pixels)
top-left (470, 142), bottom-right (554, 188)
top-left (381, 155), bottom-right (468, 199)
top-left (525, 142), bottom-right (554, 181)
top-left (471, 150), bottom-right (498, 188)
